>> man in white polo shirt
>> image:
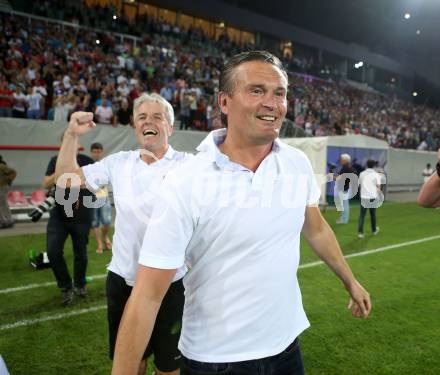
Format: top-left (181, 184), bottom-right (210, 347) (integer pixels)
top-left (55, 93), bottom-right (191, 375)
top-left (357, 159), bottom-right (385, 238)
top-left (112, 51), bottom-right (371, 375)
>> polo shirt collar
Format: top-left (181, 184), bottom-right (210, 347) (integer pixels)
top-left (196, 129), bottom-right (283, 171)
top-left (137, 145), bottom-right (176, 162)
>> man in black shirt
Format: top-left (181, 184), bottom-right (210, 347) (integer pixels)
top-left (43, 146), bottom-right (94, 305)
top-left (335, 153), bottom-right (356, 224)
top-left (113, 99), bottom-right (132, 126)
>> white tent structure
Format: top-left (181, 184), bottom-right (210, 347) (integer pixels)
top-left (283, 134), bottom-right (389, 176)
top-left (282, 135), bottom-right (389, 201)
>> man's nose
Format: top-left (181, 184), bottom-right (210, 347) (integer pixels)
top-left (262, 94), bottom-right (276, 110)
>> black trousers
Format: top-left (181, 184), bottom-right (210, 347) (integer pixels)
top-left (358, 202), bottom-right (377, 233)
top-left (106, 272), bottom-right (184, 371)
top-left (182, 338), bottom-right (305, 375)
top-left (46, 216), bottom-right (91, 290)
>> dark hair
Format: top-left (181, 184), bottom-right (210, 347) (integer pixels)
top-left (219, 50), bottom-right (288, 126)
top-left (90, 142), bottom-right (103, 151)
top-left (367, 159), bottom-right (376, 168)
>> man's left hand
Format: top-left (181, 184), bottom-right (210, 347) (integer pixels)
top-left (346, 279), bottom-right (371, 318)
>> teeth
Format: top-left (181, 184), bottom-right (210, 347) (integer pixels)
top-left (258, 116), bottom-right (276, 122)
top-left (143, 130), bottom-right (158, 136)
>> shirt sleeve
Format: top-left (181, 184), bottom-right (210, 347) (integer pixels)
top-left (82, 155), bottom-right (112, 191)
top-left (138, 171), bottom-right (194, 270)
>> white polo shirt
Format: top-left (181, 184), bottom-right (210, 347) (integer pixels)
top-left (359, 168), bottom-right (384, 200)
top-left (83, 146), bottom-right (191, 286)
top-left (139, 129), bottom-right (321, 362)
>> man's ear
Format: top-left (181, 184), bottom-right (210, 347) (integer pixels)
top-left (218, 91), bottom-right (229, 116)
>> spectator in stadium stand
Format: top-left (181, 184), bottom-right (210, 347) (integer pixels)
top-left (95, 97), bottom-right (113, 125)
top-left (418, 149), bottom-right (440, 208)
top-left (111, 50), bottom-right (371, 375)
top-left (0, 155), bottom-right (17, 229)
top-left (96, 91), bottom-right (113, 108)
top-left (12, 86), bottom-right (27, 118)
top-left (53, 95), bottom-right (75, 123)
top-left (1, 9), bottom-right (439, 149)
top-left (113, 99), bottom-right (132, 127)
top-left (0, 80), bottom-right (13, 117)
top-left (116, 80), bottom-right (130, 98)
top-left (335, 153), bottom-right (356, 224)
top-left (357, 159), bottom-right (383, 238)
top-left (159, 82), bottom-right (174, 103)
top-left (55, 93), bottom-right (192, 375)
top-left (25, 85), bottom-right (43, 119)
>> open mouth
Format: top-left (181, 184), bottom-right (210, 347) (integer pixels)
top-left (256, 115), bottom-right (277, 122)
top-left (142, 129), bottom-right (158, 136)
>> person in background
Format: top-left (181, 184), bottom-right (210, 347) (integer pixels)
top-left (89, 142), bottom-right (113, 253)
top-left (44, 135), bottom-right (95, 305)
top-left (25, 86), bottom-right (43, 119)
top-left (0, 80), bottom-right (14, 118)
top-left (357, 159), bottom-right (384, 238)
top-left (12, 86), bottom-right (27, 118)
top-left (113, 99), bottom-right (132, 127)
top-left (335, 153), bottom-right (356, 224)
top-left (422, 163), bottom-right (433, 183)
top-left (95, 97), bottom-right (113, 124)
top-left (0, 155), bottom-right (17, 229)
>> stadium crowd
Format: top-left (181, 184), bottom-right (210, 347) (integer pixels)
top-left (1, 1), bottom-right (439, 150)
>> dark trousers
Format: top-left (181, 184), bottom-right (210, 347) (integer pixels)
top-left (46, 217), bottom-right (90, 290)
top-left (358, 202), bottom-right (377, 233)
top-left (106, 272), bottom-right (184, 371)
top-left (180, 115), bottom-right (191, 130)
top-left (182, 338), bottom-right (304, 375)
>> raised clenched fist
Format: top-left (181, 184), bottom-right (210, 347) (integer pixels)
top-left (67, 111), bottom-right (96, 136)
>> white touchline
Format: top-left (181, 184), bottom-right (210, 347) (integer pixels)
top-left (299, 234), bottom-right (440, 270)
top-left (0, 274), bottom-right (107, 295)
top-left (2, 235), bottom-right (440, 296)
top-left (0, 305), bottom-right (106, 331)
top-left (1, 234), bottom-right (439, 331)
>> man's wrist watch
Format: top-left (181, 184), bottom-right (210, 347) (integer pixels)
top-left (436, 161), bottom-right (440, 178)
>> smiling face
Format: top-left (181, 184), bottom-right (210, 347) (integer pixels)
top-left (133, 100), bottom-right (173, 155)
top-left (218, 61), bottom-right (288, 146)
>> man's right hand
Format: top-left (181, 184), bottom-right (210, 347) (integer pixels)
top-left (67, 112), bottom-right (96, 136)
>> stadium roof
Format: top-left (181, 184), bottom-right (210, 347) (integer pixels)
top-left (221, 0), bottom-right (440, 85)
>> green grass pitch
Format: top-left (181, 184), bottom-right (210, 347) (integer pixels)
top-left (0, 202), bottom-right (439, 374)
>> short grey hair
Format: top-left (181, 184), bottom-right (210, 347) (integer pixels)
top-left (340, 153), bottom-right (351, 162)
top-left (133, 93), bottom-right (174, 126)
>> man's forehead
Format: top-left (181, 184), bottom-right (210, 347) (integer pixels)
top-left (235, 61), bottom-right (287, 86)
top-left (136, 102), bottom-right (165, 116)
top-left (137, 102), bottom-right (165, 113)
